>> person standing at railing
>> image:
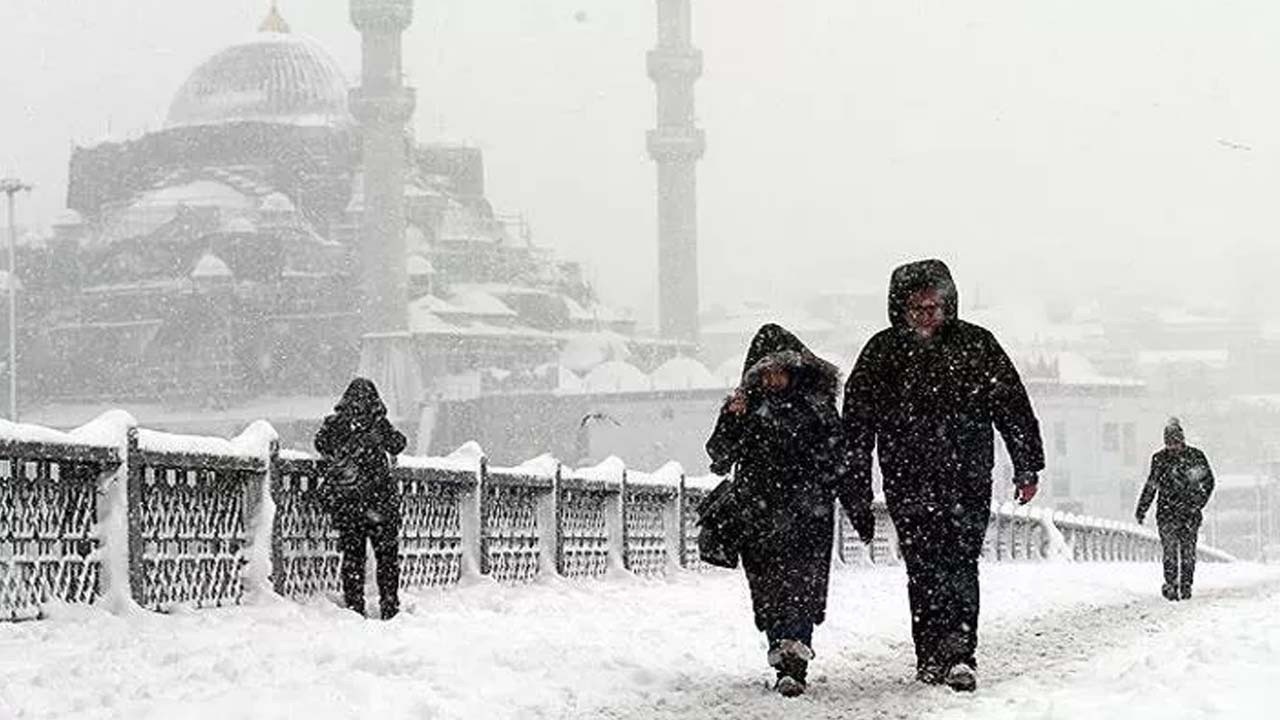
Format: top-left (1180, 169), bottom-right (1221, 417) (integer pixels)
top-left (704, 323), bottom-right (875, 698)
top-left (315, 377), bottom-right (408, 620)
top-left (1135, 417), bottom-right (1215, 601)
top-left (842, 259), bottom-right (1044, 692)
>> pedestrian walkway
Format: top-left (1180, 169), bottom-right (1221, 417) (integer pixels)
top-left (0, 562), bottom-right (1276, 719)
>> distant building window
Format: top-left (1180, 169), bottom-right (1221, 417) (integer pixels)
top-left (1054, 422), bottom-right (1068, 456)
top-left (1122, 423), bottom-right (1137, 466)
top-left (1103, 423), bottom-right (1119, 452)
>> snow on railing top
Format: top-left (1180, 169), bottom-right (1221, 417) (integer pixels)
top-left (627, 461), bottom-right (684, 490)
top-left (136, 420), bottom-right (276, 460)
top-left (0, 410), bottom-right (134, 450)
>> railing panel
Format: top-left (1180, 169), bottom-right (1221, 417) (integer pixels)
top-left (624, 486), bottom-right (673, 576)
top-left (272, 458), bottom-right (340, 600)
top-left (680, 487), bottom-right (709, 571)
top-left (559, 487), bottom-right (610, 579)
top-left (0, 454), bottom-right (109, 620)
top-left (482, 470), bottom-right (545, 584)
top-left (136, 460), bottom-right (255, 610)
top-left (398, 468), bottom-right (467, 590)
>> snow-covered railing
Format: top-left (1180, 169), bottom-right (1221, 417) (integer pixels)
top-left (0, 413), bottom-right (1235, 620)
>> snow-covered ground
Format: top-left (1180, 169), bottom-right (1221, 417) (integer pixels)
top-left (1, 562), bottom-right (1277, 719)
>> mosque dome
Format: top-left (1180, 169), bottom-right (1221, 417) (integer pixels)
top-left (165, 5), bottom-right (352, 129)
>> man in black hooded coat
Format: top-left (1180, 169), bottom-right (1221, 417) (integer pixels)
top-left (842, 260), bottom-right (1044, 691)
top-left (706, 324), bottom-right (874, 697)
top-left (1136, 417), bottom-right (1215, 601)
top-left (314, 378), bottom-right (408, 619)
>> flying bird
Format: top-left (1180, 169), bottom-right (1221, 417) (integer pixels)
top-left (580, 411), bottom-right (621, 429)
top-left (1217, 139), bottom-right (1253, 152)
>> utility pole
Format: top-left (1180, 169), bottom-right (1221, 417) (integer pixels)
top-left (0, 177), bottom-right (30, 421)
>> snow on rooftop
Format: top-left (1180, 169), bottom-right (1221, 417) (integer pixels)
top-left (651, 356), bottom-right (724, 391)
top-left (136, 180), bottom-right (253, 210)
top-left (559, 331), bottom-right (633, 374)
top-left (583, 360), bottom-right (651, 394)
top-left (1137, 349), bottom-right (1230, 368)
top-left (446, 289), bottom-right (519, 318)
top-left (406, 254), bottom-right (436, 277)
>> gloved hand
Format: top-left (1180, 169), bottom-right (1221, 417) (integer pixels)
top-left (851, 507), bottom-right (875, 544)
top-left (1013, 471), bottom-right (1038, 505)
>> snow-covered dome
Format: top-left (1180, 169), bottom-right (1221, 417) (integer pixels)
top-left (191, 253), bottom-right (233, 280)
top-left (651, 356), bottom-right (723, 391)
top-left (165, 8), bottom-right (352, 129)
top-left (584, 361), bottom-right (651, 394)
top-left (259, 192), bottom-right (295, 213)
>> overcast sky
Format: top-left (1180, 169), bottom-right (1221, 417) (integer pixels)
top-left (2, 0), bottom-right (1277, 324)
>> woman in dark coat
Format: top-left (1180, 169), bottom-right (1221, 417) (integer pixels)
top-left (705, 324), bottom-right (874, 697)
top-left (314, 378), bottom-right (407, 619)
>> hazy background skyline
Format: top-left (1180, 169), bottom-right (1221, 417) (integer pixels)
top-left (2, 0), bottom-right (1277, 327)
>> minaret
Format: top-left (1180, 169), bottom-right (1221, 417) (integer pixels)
top-left (647, 0), bottom-right (705, 345)
top-left (350, 0), bottom-right (420, 419)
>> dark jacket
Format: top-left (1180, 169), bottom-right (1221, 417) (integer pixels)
top-left (314, 378), bottom-right (408, 520)
top-left (705, 324), bottom-right (869, 631)
top-left (1137, 445), bottom-right (1215, 524)
top-left (842, 260), bottom-right (1045, 511)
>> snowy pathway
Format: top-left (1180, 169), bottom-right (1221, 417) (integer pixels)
top-left (1, 562), bottom-right (1277, 719)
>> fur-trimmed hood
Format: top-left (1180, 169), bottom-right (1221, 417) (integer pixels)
top-left (740, 324), bottom-right (840, 400)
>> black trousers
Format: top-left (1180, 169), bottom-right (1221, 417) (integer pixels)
top-left (892, 500), bottom-right (991, 671)
top-left (1158, 517), bottom-right (1200, 597)
top-left (335, 509), bottom-right (401, 618)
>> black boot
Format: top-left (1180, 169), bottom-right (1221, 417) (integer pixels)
top-left (774, 657), bottom-right (808, 698)
top-left (944, 662), bottom-right (977, 692)
top-left (768, 639), bottom-right (812, 698)
top-left (1162, 584), bottom-right (1179, 601)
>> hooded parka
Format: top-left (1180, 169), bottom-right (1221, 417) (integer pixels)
top-left (314, 378), bottom-right (407, 618)
top-left (706, 325), bottom-right (872, 642)
top-left (842, 260), bottom-right (1045, 676)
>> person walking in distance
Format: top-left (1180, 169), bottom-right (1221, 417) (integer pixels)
top-left (1135, 417), bottom-right (1215, 601)
top-left (842, 260), bottom-right (1045, 692)
top-left (315, 378), bottom-right (408, 619)
top-left (705, 324), bottom-right (875, 697)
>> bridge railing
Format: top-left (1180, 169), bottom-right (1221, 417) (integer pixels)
top-left (0, 413), bottom-right (1235, 620)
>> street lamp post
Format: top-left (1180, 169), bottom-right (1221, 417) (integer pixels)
top-left (0, 177), bottom-right (31, 421)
